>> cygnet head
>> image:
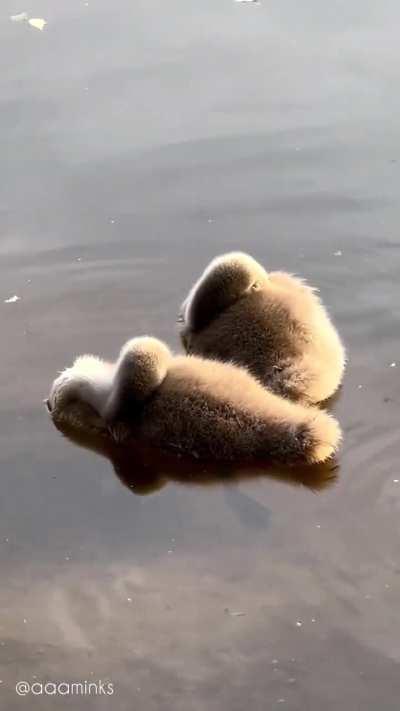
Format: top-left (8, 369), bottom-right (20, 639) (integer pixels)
top-left (179, 252), bottom-right (268, 344)
top-left (47, 355), bottom-right (114, 419)
top-left (104, 336), bottom-right (172, 422)
top-left (46, 355), bottom-right (115, 436)
top-left (47, 337), bottom-right (173, 438)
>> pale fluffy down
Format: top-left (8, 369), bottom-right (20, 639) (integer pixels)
top-left (179, 252), bottom-right (346, 403)
top-left (48, 337), bottom-right (341, 464)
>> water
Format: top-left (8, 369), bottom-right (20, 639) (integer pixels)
top-left (1, 0), bottom-right (400, 708)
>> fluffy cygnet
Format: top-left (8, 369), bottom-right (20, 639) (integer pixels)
top-left (48, 336), bottom-right (341, 464)
top-left (179, 252), bottom-right (345, 403)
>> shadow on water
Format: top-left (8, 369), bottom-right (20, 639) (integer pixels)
top-left (52, 416), bottom-right (339, 496)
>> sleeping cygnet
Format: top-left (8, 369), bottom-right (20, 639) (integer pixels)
top-left (47, 337), bottom-right (341, 464)
top-left (179, 252), bottom-right (346, 404)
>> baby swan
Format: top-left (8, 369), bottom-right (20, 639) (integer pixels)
top-left (179, 252), bottom-right (345, 403)
top-left (48, 337), bottom-right (341, 464)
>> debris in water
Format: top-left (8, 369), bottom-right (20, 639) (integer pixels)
top-left (10, 12), bottom-right (47, 30)
top-left (333, 250), bottom-right (342, 257)
top-left (4, 295), bottom-right (20, 304)
top-left (28, 18), bottom-right (47, 31)
top-left (224, 608), bottom-right (246, 617)
top-left (10, 11), bottom-right (28, 22)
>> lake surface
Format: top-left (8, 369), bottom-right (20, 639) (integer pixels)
top-left (1, 0), bottom-right (400, 708)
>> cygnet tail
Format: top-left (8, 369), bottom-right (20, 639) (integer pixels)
top-left (297, 409), bottom-right (342, 464)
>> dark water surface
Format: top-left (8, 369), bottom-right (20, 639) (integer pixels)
top-left (1, 0), bottom-right (400, 708)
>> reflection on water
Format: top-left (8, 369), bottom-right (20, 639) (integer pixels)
top-left (2, 0), bottom-right (400, 708)
top-left (54, 417), bottom-right (339, 496)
